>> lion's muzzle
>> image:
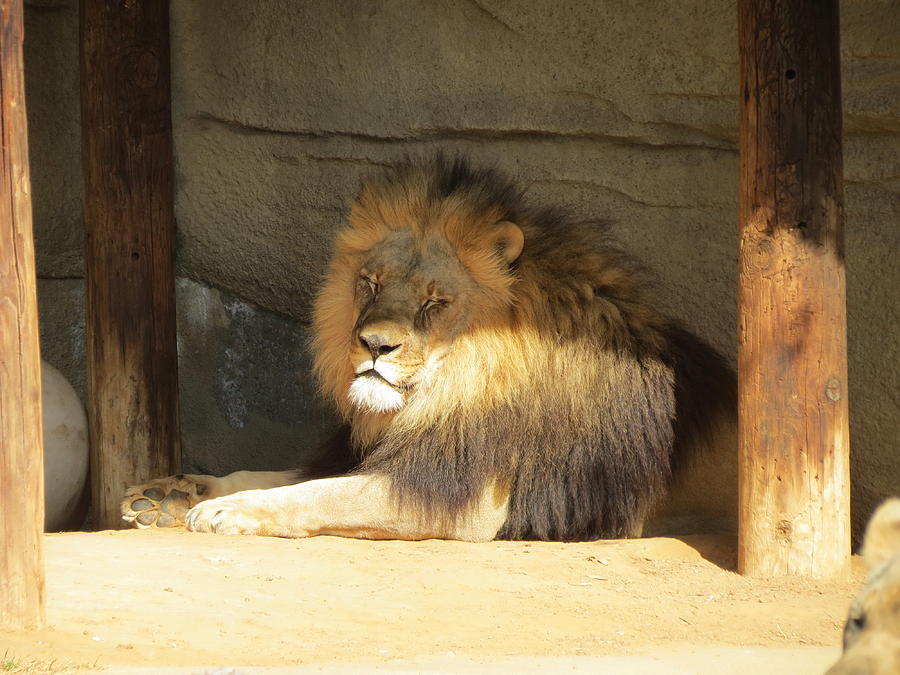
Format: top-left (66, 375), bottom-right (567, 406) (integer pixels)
top-left (348, 371), bottom-right (406, 413)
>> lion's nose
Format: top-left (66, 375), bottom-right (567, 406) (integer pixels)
top-left (359, 333), bottom-right (401, 361)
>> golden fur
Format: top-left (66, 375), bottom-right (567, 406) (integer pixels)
top-left (828, 498), bottom-right (900, 674)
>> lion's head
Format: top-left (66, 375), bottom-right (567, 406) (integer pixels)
top-left (312, 157), bottom-right (529, 426)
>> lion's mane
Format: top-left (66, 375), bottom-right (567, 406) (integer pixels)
top-left (312, 155), bottom-right (735, 540)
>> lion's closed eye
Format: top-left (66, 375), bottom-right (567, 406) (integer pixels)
top-left (359, 275), bottom-right (379, 296)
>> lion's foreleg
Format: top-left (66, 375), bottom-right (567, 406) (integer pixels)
top-left (208, 470), bottom-right (308, 496)
top-left (184, 474), bottom-right (510, 542)
top-left (121, 469), bottom-right (305, 528)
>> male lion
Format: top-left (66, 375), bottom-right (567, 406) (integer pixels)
top-left (828, 498), bottom-right (900, 675)
top-left (123, 155), bottom-right (736, 541)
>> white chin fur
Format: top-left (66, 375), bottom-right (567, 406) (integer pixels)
top-left (348, 377), bottom-right (405, 413)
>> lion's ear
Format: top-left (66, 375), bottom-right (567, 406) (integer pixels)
top-left (492, 221), bottom-right (524, 264)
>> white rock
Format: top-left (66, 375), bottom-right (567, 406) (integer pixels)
top-left (42, 361), bottom-right (89, 532)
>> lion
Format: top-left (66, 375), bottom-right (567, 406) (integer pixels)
top-left (122, 155), bottom-right (737, 541)
top-left (827, 498), bottom-right (900, 675)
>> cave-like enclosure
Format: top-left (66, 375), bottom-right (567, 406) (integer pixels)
top-left (1, 1), bottom-right (888, 650)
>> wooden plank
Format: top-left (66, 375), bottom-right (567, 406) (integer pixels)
top-left (0, 0), bottom-right (45, 629)
top-left (81, 0), bottom-right (180, 529)
top-left (737, 0), bottom-right (850, 577)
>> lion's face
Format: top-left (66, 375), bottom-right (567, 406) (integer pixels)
top-left (346, 231), bottom-right (481, 413)
top-left (311, 158), bottom-right (525, 422)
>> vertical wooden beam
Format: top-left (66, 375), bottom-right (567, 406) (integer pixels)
top-left (81, 0), bottom-right (180, 529)
top-left (738, 0), bottom-right (850, 577)
top-left (0, 0), bottom-right (45, 629)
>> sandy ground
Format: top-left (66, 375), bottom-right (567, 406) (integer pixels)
top-left (0, 529), bottom-right (863, 674)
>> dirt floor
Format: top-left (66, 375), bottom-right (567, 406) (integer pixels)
top-left (0, 529), bottom-right (864, 674)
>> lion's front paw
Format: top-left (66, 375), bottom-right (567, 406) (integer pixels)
top-left (184, 496), bottom-right (264, 535)
top-left (121, 475), bottom-right (211, 528)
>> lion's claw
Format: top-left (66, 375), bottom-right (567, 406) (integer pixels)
top-left (185, 496), bottom-right (264, 535)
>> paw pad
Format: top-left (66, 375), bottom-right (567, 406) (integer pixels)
top-left (142, 487), bottom-right (166, 501)
top-left (122, 481), bottom-right (203, 529)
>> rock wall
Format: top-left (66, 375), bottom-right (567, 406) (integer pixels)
top-left (26, 0), bottom-right (899, 539)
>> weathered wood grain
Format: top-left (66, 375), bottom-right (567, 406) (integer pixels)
top-left (737, 0), bottom-right (850, 577)
top-left (0, 0), bottom-right (45, 628)
top-left (81, 0), bottom-right (180, 529)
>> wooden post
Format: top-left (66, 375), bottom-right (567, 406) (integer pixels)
top-left (738, 0), bottom-right (850, 577)
top-left (0, 0), bottom-right (45, 628)
top-left (81, 0), bottom-right (180, 529)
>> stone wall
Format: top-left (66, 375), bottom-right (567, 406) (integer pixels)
top-left (26, 0), bottom-right (899, 538)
